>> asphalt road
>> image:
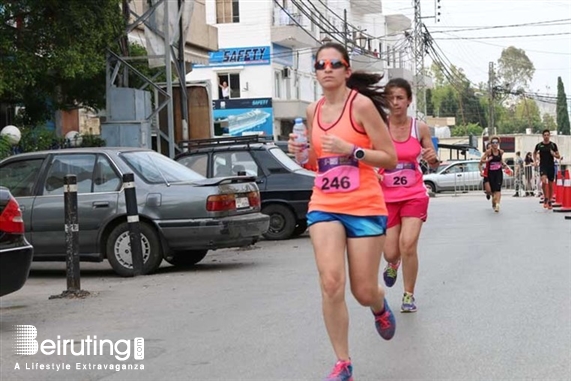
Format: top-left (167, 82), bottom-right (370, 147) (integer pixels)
top-left (1, 193), bottom-right (570, 381)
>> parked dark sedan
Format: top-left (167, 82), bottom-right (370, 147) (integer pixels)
top-left (0, 148), bottom-right (269, 276)
top-left (176, 136), bottom-right (315, 240)
top-left (0, 187), bottom-right (33, 297)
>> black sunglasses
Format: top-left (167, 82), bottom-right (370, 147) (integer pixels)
top-left (314, 59), bottom-right (349, 71)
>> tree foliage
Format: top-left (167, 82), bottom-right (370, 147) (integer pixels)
top-left (556, 76), bottom-right (571, 135)
top-left (428, 63), bottom-right (486, 127)
top-left (543, 113), bottom-right (557, 132)
top-left (425, 47), bottom-right (562, 135)
top-left (451, 123), bottom-right (484, 137)
top-left (497, 46), bottom-right (535, 92)
top-left (0, 0), bottom-right (124, 124)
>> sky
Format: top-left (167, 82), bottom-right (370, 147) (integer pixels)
top-left (381, 0), bottom-right (571, 97)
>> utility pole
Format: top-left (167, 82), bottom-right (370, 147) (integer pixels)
top-left (343, 9), bottom-right (348, 50)
top-left (178, 0), bottom-right (190, 144)
top-left (413, 0), bottom-right (426, 121)
top-left (488, 61), bottom-right (496, 135)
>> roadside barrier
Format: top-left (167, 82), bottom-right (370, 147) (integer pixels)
top-left (64, 175), bottom-right (81, 291)
top-left (123, 173), bottom-right (144, 276)
top-left (553, 168), bottom-right (571, 214)
top-left (552, 170), bottom-right (565, 208)
top-left (50, 175), bottom-right (90, 299)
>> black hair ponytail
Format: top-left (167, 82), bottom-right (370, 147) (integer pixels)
top-left (346, 71), bottom-right (389, 123)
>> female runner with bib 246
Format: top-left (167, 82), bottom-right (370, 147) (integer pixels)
top-left (377, 78), bottom-right (439, 313)
top-left (288, 42), bottom-right (398, 381)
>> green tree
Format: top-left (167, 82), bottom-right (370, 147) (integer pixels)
top-left (556, 76), bottom-right (571, 135)
top-left (451, 123), bottom-right (484, 137)
top-left (497, 46), bottom-right (535, 92)
top-left (426, 88), bottom-right (434, 116)
top-left (514, 98), bottom-right (542, 133)
top-left (543, 113), bottom-right (557, 132)
top-left (0, 1), bottom-right (124, 124)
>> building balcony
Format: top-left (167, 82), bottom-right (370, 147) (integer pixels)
top-left (273, 99), bottom-right (312, 120)
top-left (272, 8), bottom-right (320, 49)
top-left (385, 68), bottom-right (433, 89)
top-left (387, 67), bottom-right (414, 83)
top-left (351, 49), bottom-right (384, 73)
top-left (386, 14), bottom-right (412, 33)
top-left (351, 0), bottom-right (382, 15)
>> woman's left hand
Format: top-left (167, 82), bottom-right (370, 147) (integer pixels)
top-left (321, 134), bottom-right (353, 156)
top-left (421, 148), bottom-right (438, 165)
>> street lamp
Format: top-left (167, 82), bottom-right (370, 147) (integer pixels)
top-left (355, 32), bottom-right (367, 49)
top-left (321, 35), bottom-right (332, 44)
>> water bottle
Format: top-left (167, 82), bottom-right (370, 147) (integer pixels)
top-left (292, 117), bottom-right (308, 165)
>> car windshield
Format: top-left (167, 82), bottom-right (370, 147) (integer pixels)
top-left (268, 147), bottom-right (307, 172)
top-left (121, 151), bottom-right (205, 184)
top-left (436, 163), bottom-right (451, 174)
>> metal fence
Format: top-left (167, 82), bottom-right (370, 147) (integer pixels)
top-left (434, 166), bottom-right (543, 198)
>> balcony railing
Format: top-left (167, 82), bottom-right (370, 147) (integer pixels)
top-left (273, 6), bottom-right (312, 29)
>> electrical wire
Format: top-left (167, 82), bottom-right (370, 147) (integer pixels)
top-left (428, 18), bottom-right (571, 33)
top-left (434, 32), bottom-right (571, 40)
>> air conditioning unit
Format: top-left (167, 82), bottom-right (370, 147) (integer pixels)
top-left (283, 67), bottom-right (291, 78)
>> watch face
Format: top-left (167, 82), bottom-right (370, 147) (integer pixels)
top-left (355, 149), bottom-right (365, 159)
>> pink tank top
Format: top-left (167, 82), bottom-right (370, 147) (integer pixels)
top-left (379, 118), bottom-right (429, 202)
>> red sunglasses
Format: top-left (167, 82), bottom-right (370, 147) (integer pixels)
top-left (314, 59), bottom-right (349, 71)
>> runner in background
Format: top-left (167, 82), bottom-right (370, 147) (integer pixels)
top-left (377, 78), bottom-right (440, 313)
top-left (479, 136), bottom-right (510, 212)
top-left (288, 42), bottom-right (397, 381)
top-left (482, 142), bottom-right (492, 200)
top-left (534, 129), bottom-right (561, 209)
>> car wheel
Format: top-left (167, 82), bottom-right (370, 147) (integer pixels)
top-left (164, 250), bottom-right (208, 267)
top-left (291, 219), bottom-right (308, 238)
top-left (262, 204), bottom-right (296, 240)
top-left (106, 222), bottom-right (163, 277)
top-left (424, 181), bottom-right (436, 193)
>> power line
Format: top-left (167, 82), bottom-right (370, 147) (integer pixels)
top-left (428, 18), bottom-right (571, 33)
top-left (435, 32), bottom-right (571, 40)
top-left (435, 32), bottom-right (571, 55)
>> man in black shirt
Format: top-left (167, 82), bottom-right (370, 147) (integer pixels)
top-left (534, 129), bottom-right (561, 209)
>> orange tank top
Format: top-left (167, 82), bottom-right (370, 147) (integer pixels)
top-left (309, 90), bottom-right (388, 216)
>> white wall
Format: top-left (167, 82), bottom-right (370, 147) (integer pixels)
top-left (188, 0), bottom-right (322, 103)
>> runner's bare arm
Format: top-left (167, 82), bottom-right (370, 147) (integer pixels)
top-left (418, 121), bottom-right (439, 168)
top-left (304, 102), bottom-right (318, 169)
top-left (534, 145), bottom-right (541, 164)
top-left (479, 149), bottom-right (490, 166)
top-left (352, 95), bottom-right (397, 169)
top-left (551, 145), bottom-right (561, 159)
top-left (287, 102), bottom-right (318, 169)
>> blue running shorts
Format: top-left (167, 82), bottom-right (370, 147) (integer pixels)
top-left (307, 211), bottom-right (387, 238)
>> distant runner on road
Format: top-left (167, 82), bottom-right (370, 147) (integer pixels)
top-left (534, 129), bottom-right (560, 209)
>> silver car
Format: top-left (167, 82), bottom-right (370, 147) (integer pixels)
top-left (423, 159), bottom-right (514, 193)
top-left (0, 148), bottom-right (269, 276)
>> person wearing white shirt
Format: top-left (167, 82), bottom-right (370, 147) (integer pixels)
top-left (219, 81), bottom-right (230, 99)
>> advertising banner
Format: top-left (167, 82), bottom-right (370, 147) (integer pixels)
top-left (213, 98), bottom-right (273, 136)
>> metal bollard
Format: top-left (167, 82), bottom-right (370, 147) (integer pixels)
top-left (64, 175), bottom-right (81, 291)
top-left (123, 173), bottom-right (144, 276)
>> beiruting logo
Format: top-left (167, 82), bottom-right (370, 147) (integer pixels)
top-left (14, 325), bottom-right (144, 363)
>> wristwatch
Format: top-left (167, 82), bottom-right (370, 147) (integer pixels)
top-left (353, 146), bottom-right (365, 160)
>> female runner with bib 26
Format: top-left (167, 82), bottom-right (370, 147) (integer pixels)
top-left (378, 78), bottom-right (440, 313)
top-left (288, 42), bottom-right (397, 381)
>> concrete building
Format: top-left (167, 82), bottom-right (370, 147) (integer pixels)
top-left (186, 0), bottom-right (414, 139)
